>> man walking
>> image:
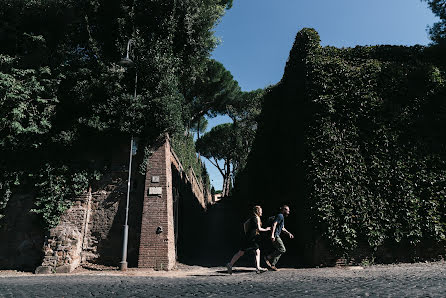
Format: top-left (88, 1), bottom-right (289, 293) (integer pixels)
top-left (264, 205), bottom-right (294, 271)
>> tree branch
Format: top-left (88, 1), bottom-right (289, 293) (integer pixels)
top-left (205, 157), bottom-right (225, 177)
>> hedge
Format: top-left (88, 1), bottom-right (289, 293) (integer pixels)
top-left (234, 28), bottom-right (446, 265)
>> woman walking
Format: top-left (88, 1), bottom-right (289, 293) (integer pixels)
top-left (226, 205), bottom-right (271, 274)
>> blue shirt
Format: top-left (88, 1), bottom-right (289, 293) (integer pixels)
top-left (273, 213), bottom-right (284, 237)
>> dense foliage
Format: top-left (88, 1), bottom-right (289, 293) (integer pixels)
top-left (171, 133), bottom-right (211, 193)
top-left (32, 164), bottom-right (101, 228)
top-left (190, 116), bottom-right (208, 140)
top-left (0, 0), bottom-right (231, 228)
top-left (187, 59), bottom-right (241, 125)
top-left (235, 28), bottom-right (446, 264)
top-left (423, 0), bottom-right (446, 45)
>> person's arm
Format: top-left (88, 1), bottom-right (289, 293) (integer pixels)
top-left (282, 227), bottom-right (294, 239)
top-left (256, 218), bottom-right (271, 232)
top-left (271, 221), bottom-right (277, 242)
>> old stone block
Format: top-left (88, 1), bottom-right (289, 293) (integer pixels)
top-left (55, 265), bottom-right (73, 274)
top-left (44, 256), bottom-right (57, 262)
top-left (42, 261), bottom-right (57, 267)
top-left (65, 255), bottom-right (72, 263)
top-left (35, 266), bottom-right (53, 274)
top-left (55, 230), bottom-right (65, 239)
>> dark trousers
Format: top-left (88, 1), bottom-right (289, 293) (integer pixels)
top-left (270, 236), bottom-right (286, 266)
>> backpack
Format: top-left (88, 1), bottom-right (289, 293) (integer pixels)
top-left (243, 217), bottom-right (252, 234)
top-left (266, 215), bottom-right (276, 227)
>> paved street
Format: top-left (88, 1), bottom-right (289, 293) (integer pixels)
top-left (1, 262), bottom-right (446, 297)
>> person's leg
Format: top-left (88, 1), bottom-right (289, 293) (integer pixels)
top-left (230, 250), bottom-right (244, 266)
top-left (227, 250), bottom-right (244, 274)
top-left (265, 242), bottom-right (280, 265)
top-left (255, 249), bottom-right (261, 269)
top-left (255, 249), bottom-right (267, 272)
top-left (264, 244), bottom-right (276, 268)
top-left (270, 237), bottom-right (286, 267)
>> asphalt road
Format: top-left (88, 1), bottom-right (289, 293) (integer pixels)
top-left (1, 262), bottom-right (446, 297)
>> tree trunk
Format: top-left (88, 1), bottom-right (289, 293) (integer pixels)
top-left (197, 117), bottom-right (200, 140)
top-left (197, 118), bottom-right (201, 159)
top-left (222, 175), bottom-right (229, 197)
top-left (222, 159), bottom-right (231, 197)
top-left (222, 176), bottom-right (227, 197)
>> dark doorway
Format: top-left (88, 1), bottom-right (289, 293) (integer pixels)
top-left (172, 184), bottom-right (180, 260)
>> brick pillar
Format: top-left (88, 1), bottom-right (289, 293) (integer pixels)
top-left (138, 137), bottom-right (175, 270)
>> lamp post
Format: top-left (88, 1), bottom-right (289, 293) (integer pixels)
top-left (119, 39), bottom-right (137, 271)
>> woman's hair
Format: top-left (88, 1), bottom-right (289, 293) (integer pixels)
top-left (253, 205), bottom-right (262, 217)
top-left (252, 205), bottom-right (262, 230)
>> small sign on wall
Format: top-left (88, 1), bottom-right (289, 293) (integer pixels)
top-left (151, 176), bottom-right (160, 183)
top-left (148, 187), bottom-right (162, 195)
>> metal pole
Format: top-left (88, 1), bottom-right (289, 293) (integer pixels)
top-left (119, 50), bottom-right (137, 271)
top-left (119, 136), bottom-right (133, 271)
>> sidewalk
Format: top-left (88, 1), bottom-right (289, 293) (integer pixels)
top-left (0, 263), bottom-right (230, 278)
top-left (1, 260), bottom-right (444, 278)
top-left (0, 262), bottom-right (367, 278)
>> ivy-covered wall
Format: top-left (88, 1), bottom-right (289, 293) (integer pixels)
top-left (235, 28), bottom-right (446, 266)
top-left (171, 133), bottom-right (211, 195)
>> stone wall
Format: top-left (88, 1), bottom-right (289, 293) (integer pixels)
top-left (86, 170), bottom-right (144, 267)
top-left (35, 192), bottom-right (91, 274)
top-left (31, 135), bottom-right (211, 273)
top-left (35, 169), bottom-right (145, 273)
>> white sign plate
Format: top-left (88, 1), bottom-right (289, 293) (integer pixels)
top-left (148, 187), bottom-right (162, 195)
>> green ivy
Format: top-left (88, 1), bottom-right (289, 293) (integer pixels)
top-left (171, 133), bottom-right (211, 192)
top-left (30, 164), bottom-right (101, 229)
top-left (0, 171), bottom-right (21, 222)
top-left (236, 28), bottom-right (446, 261)
top-left (302, 32), bottom-right (446, 253)
top-left (0, 0), bottom-right (231, 231)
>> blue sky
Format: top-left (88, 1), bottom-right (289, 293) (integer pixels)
top-left (204, 0), bottom-right (439, 190)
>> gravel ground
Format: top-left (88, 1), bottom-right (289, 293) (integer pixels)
top-left (1, 261), bottom-right (445, 297)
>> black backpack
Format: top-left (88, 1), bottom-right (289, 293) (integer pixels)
top-left (243, 217), bottom-right (253, 234)
top-left (266, 215), bottom-right (276, 227)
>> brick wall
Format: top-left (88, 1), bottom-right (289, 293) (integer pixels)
top-left (138, 138), bottom-right (175, 269)
top-left (138, 135), bottom-right (212, 270)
